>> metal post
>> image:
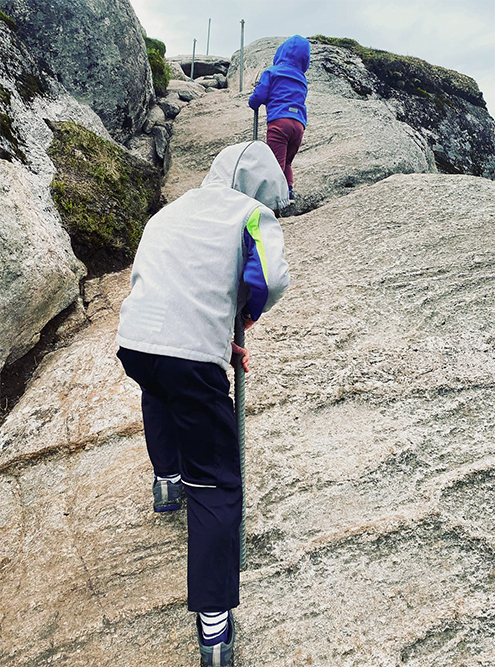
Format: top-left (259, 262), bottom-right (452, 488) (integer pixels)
top-left (239, 19), bottom-right (245, 92)
top-left (206, 18), bottom-right (211, 55)
top-left (236, 105), bottom-right (259, 573)
top-left (234, 315), bottom-right (247, 571)
top-left (191, 38), bottom-right (197, 81)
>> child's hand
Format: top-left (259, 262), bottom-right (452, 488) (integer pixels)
top-left (231, 342), bottom-right (250, 372)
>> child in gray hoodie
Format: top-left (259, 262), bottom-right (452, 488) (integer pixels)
top-left (116, 140), bottom-right (289, 666)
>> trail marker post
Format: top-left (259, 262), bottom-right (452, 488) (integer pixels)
top-left (239, 19), bottom-right (245, 92)
top-left (191, 38), bottom-right (197, 80)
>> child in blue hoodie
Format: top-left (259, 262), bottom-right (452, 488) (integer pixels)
top-left (249, 35), bottom-right (310, 200)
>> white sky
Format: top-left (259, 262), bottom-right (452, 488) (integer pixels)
top-left (129, 0), bottom-right (495, 119)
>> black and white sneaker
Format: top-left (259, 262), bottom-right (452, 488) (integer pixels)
top-left (152, 477), bottom-right (184, 512)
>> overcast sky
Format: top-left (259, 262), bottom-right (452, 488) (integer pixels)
top-left (129, 0), bottom-right (495, 118)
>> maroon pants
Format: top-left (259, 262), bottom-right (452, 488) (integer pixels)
top-left (267, 117), bottom-right (304, 187)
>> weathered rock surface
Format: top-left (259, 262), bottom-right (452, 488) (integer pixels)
top-left (0, 0), bottom-right (154, 143)
top-left (0, 20), bottom-right (109, 369)
top-left (0, 14), bottom-right (163, 374)
top-left (2, 173), bottom-right (495, 665)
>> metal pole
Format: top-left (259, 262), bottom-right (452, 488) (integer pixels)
top-left (234, 315), bottom-right (247, 571)
top-left (239, 19), bottom-right (245, 92)
top-left (191, 38), bottom-right (197, 81)
top-left (206, 18), bottom-right (211, 55)
top-left (236, 105), bottom-right (259, 573)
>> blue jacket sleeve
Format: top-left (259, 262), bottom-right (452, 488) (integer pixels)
top-left (242, 206), bottom-right (289, 320)
top-left (248, 70), bottom-right (271, 110)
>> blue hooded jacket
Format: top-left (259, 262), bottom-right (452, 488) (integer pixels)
top-left (249, 35), bottom-right (310, 127)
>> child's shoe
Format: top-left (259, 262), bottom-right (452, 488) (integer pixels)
top-left (152, 476), bottom-right (184, 512)
top-left (196, 611), bottom-right (235, 667)
top-left (288, 185), bottom-right (295, 201)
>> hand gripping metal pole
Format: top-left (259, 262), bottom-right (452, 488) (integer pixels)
top-left (234, 314), bottom-right (247, 570)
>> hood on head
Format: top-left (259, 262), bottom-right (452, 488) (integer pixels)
top-left (273, 35), bottom-right (310, 73)
top-left (201, 141), bottom-right (289, 211)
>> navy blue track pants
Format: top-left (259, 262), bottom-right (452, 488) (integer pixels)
top-left (117, 347), bottom-right (242, 612)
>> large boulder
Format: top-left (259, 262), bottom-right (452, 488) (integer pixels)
top-left (0, 0), bottom-right (154, 143)
top-left (0, 16), bottom-right (160, 373)
top-left (0, 160), bottom-right (84, 369)
top-left (0, 19), bottom-right (97, 370)
top-left (1, 174), bottom-right (495, 664)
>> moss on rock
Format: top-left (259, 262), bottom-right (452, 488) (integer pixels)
top-left (145, 36), bottom-right (171, 96)
top-left (311, 36), bottom-right (484, 108)
top-left (48, 121), bottom-right (162, 277)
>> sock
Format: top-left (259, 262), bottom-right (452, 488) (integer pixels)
top-left (199, 611), bottom-right (229, 646)
top-left (156, 473), bottom-right (181, 484)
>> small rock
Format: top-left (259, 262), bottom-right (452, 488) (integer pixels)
top-left (152, 125), bottom-right (168, 161)
top-left (142, 105), bottom-right (166, 133)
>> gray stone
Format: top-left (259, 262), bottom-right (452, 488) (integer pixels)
top-left (151, 125), bottom-right (168, 161)
top-left (169, 54), bottom-right (230, 78)
top-left (156, 97), bottom-right (181, 119)
top-left (142, 104), bottom-right (166, 133)
top-left (196, 73), bottom-right (228, 90)
top-left (167, 79), bottom-right (205, 102)
top-left (0, 0), bottom-right (154, 143)
top-left (168, 60), bottom-right (188, 81)
top-left (125, 133), bottom-right (158, 166)
top-left (0, 19), bottom-right (110, 371)
top-left (0, 160), bottom-right (85, 368)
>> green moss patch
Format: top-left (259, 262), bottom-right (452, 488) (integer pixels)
top-left (311, 36), bottom-right (484, 108)
top-left (145, 36), bottom-right (171, 96)
top-left (48, 121), bottom-right (162, 277)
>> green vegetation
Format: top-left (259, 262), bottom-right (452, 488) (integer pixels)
top-left (145, 36), bottom-right (166, 57)
top-left (48, 121), bottom-right (162, 276)
top-left (145, 36), bottom-right (171, 96)
top-left (0, 10), bottom-right (16, 31)
top-left (311, 36), bottom-right (483, 107)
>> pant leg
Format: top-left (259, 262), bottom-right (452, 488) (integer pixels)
top-left (267, 120), bottom-right (289, 177)
top-left (284, 120), bottom-right (304, 187)
top-left (117, 347), bottom-right (180, 477)
top-left (141, 389), bottom-right (179, 476)
top-left (117, 348), bottom-right (242, 612)
top-left (156, 357), bottom-right (242, 612)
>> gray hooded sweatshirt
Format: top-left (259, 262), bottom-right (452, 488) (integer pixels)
top-left (116, 141), bottom-right (290, 371)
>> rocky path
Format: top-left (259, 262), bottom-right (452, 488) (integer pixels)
top-left (2, 158), bottom-right (495, 664)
